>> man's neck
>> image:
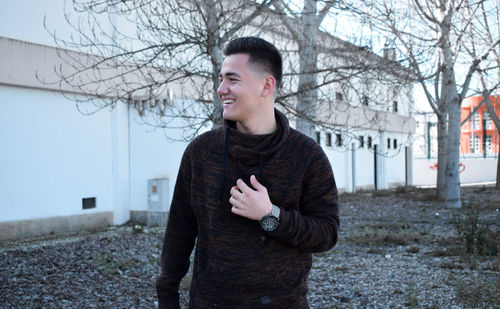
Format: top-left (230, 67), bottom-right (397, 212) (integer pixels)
top-left (236, 110), bottom-right (277, 135)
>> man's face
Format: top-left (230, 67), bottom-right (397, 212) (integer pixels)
top-left (217, 53), bottom-right (266, 123)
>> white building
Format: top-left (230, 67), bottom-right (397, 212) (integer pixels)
top-left (0, 1), bottom-right (415, 240)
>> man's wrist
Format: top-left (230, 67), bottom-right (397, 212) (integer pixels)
top-left (264, 203), bottom-right (273, 217)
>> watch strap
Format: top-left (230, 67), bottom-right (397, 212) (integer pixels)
top-left (270, 204), bottom-right (280, 219)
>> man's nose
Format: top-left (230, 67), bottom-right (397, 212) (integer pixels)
top-left (217, 81), bottom-right (228, 95)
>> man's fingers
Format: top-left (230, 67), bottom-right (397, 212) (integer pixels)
top-left (229, 196), bottom-right (240, 207)
top-left (231, 205), bottom-right (242, 215)
top-left (230, 186), bottom-right (243, 199)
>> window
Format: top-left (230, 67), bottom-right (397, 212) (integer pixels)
top-left (387, 138), bottom-right (391, 149)
top-left (82, 197), bottom-right (96, 210)
top-left (359, 136), bottom-right (365, 148)
top-left (469, 135), bottom-right (475, 153)
top-left (367, 136), bottom-right (372, 149)
top-left (485, 135), bottom-right (492, 153)
top-left (393, 139), bottom-right (397, 149)
top-left (315, 131), bottom-right (321, 144)
top-left (362, 95), bottom-right (369, 106)
top-left (472, 112), bottom-right (479, 130)
top-left (336, 133), bottom-right (342, 147)
top-left (393, 101), bottom-right (398, 113)
top-left (474, 134), bottom-right (480, 153)
top-left (335, 92), bottom-right (343, 102)
top-left (326, 133), bottom-right (332, 147)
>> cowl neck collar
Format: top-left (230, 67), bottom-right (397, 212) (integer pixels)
top-left (224, 109), bottom-right (290, 165)
top-left (216, 109), bottom-right (290, 205)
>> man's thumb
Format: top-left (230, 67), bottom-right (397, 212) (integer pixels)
top-left (250, 175), bottom-right (264, 190)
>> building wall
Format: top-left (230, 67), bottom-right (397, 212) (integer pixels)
top-left (414, 157), bottom-right (497, 186)
top-left (413, 112), bottom-right (438, 159)
top-left (321, 129), bottom-right (410, 192)
top-left (0, 85), bottom-right (114, 223)
top-left (460, 96), bottom-right (500, 156)
top-left (128, 110), bottom-right (188, 214)
top-left (0, 35), bottom-right (190, 240)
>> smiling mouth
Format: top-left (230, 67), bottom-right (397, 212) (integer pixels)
top-left (223, 99), bottom-right (234, 105)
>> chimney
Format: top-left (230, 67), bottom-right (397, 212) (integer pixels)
top-left (383, 48), bottom-right (396, 60)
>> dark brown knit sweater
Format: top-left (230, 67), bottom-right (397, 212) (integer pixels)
top-left (156, 110), bottom-right (339, 308)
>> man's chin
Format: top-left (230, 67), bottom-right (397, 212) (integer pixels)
top-left (222, 112), bottom-right (237, 121)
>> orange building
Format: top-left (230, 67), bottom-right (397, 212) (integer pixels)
top-left (460, 96), bottom-right (500, 156)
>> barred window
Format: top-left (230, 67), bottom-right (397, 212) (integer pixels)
top-left (326, 133), bottom-right (332, 147)
top-left (336, 134), bottom-right (342, 147)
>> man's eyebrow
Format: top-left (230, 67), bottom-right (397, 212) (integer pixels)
top-left (219, 72), bottom-right (241, 79)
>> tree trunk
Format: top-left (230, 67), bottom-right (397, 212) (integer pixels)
top-left (211, 48), bottom-right (224, 128)
top-left (295, 0), bottom-right (319, 139)
top-left (445, 95), bottom-right (462, 208)
top-left (497, 147), bottom-right (500, 190)
top-left (436, 113), bottom-right (448, 200)
top-left (482, 95), bottom-right (500, 189)
top-left (296, 44), bottom-right (318, 138)
top-left (438, 7), bottom-right (461, 208)
top-left (205, 0), bottom-right (224, 128)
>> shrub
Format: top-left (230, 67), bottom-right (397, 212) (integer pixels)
top-left (404, 282), bottom-right (420, 308)
top-left (455, 276), bottom-right (499, 308)
top-left (451, 201), bottom-right (497, 257)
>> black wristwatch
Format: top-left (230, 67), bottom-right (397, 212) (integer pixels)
top-left (260, 205), bottom-right (280, 232)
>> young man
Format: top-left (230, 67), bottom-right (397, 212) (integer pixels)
top-left (156, 37), bottom-right (339, 308)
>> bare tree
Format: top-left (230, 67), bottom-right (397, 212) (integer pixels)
top-left (352, 0), bottom-right (500, 207)
top-left (271, 0), bottom-right (335, 138)
top-left (44, 0), bottom-right (416, 160)
top-left (43, 0), bottom-right (276, 140)
top-left (260, 0), bottom-right (416, 157)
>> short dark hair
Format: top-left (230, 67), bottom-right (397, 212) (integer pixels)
top-left (223, 37), bottom-right (283, 90)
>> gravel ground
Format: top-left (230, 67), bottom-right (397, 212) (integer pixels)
top-left (1, 186), bottom-right (499, 308)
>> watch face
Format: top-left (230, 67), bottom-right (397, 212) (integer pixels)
top-left (261, 216), bottom-right (279, 232)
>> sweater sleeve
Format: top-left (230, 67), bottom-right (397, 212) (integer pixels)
top-left (156, 146), bottom-right (198, 308)
top-left (267, 146), bottom-right (339, 253)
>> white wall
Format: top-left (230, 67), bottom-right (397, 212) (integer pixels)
top-left (0, 85), bottom-right (114, 222)
top-left (413, 157), bottom-right (498, 186)
top-left (111, 101), bottom-right (131, 224)
top-left (0, 83), bottom-right (191, 224)
top-left (1, 0), bottom-right (116, 49)
top-left (321, 129), bottom-right (409, 192)
top-left (385, 134), bottom-right (408, 186)
top-left (355, 147), bottom-right (375, 188)
top-left (128, 109), bottom-right (188, 213)
top-left (325, 147), bottom-right (348, 191)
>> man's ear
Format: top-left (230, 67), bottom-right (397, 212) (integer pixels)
top-left (261, 76), bottom-right (276, 97)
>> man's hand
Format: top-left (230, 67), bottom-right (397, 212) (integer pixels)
top-left (229, 175), bottom-right (273, 221)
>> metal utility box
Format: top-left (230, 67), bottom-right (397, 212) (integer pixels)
top-left (147, 178), bottom-right (169, 226)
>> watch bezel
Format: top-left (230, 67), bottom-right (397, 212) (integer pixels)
top-left (260, 205), bottom-right (280, 232)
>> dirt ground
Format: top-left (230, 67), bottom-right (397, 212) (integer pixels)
top-left (1, 185), bottom-right (499, 308)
